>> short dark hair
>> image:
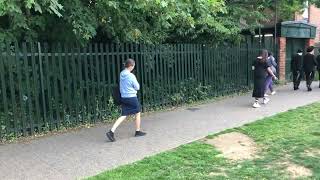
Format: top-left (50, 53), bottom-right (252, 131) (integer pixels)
top-left (124, 59), bottom-right (135, 68)
top-left (268, 51), bottom-right (273, 57)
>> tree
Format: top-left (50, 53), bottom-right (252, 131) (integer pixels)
top-left (0, 0), bottom-right (63, 42)
top-left (93, 0), bottom-right (239, 43)
top-left (0, 0), bottom-right (314, 44)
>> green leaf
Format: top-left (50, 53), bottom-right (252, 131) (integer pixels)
top-left (160, 1), bottom-right (168, 8)
top-left (34, 2), bottom-right (42, 13)
top-left (25, 0), bottom-right (36, 9)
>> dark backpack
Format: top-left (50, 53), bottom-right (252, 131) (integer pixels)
top-left (112, 85), bottom-right (121, 106)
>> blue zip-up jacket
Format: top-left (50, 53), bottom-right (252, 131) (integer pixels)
top-left (120, 69), bottom-right (140, 98)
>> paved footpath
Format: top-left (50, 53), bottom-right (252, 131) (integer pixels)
top-left (0, 83), bottom-right (320, 180)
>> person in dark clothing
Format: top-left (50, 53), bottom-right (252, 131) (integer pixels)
top-left (291, 49), bottom-right (303, 90)
top-left (303, 46), bottom-right (317, 91)
top-left (316, 49), bottom-right (320, 88)
top-left (252, 49), bottom-right (277, 108)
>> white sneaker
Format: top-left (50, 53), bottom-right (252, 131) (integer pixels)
top-left (264, 94), bottom-right (269, 97)
top-left (271, 91), bottom-right (276, 95)
top-left (263, 97), bottom-right (270, 104)
top-left (253, 102), bottom-right (261, 108)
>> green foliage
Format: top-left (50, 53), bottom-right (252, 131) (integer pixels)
top-left (278, 0), bottom-right (306, 20)
top-left (0, 0), bottom-right (63, 42)
top-left (170, 79), bottom-right (210, 105)
top-left (90, 0), bottom-right (239, 44)
top-left (61, 0), bottom-right (97, 43)
top-left (225, 0), bottom-right (308, 34)
top-left (102, 97), bottom-right (121, 122)
top-left (311, 0), bottom-right (320, 7)
top-left (1, 0), bottom-right (313, 44)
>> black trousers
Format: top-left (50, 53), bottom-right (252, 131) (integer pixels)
top-left (293, 70), bottom-right (302, 89)
top-left (305, 71), bottom-right (315, 87)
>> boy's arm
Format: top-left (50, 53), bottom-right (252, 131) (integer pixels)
top-left (131, 74), bottom-right (140, 91)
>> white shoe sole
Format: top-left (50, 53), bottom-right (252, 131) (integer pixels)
top-left (263, 99), bottom-right (270, 104)
top-left (253, 103), bottom-right (261, 108)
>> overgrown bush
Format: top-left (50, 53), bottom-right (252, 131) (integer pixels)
top-left (168, 78), bottom-right (210, 105)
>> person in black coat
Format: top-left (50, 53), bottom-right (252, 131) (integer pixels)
top-left (252, 49), bottom-right (277, 108)
top-left (291, 49), bottom-right (303, 90)
top-left (316, 49), bottom-right (320, 88)
top-left (303, 46), bottom-right (317, 91)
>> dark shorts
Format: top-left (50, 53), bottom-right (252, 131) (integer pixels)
top-left (121, 97), bottom-right (141, 116)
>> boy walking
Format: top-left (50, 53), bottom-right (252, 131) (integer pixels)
top-left (291, 49), bottom-right (303, 90)
top-left (303, 46), bottom-right (317, 91)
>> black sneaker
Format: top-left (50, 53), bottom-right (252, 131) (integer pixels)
top-left (135, 131), bottom-right (146, 137)
top-left (106, 130), bottom-right (115, 142)
top-left (308, 87), bottom-right (312, 91)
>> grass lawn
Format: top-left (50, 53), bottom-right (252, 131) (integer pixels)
top-left (88, 103), bottom-right (320, 180)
